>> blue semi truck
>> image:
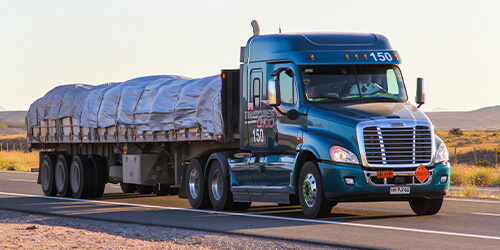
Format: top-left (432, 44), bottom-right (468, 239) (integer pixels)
top-left (28, 21), bottom-right (450, 218)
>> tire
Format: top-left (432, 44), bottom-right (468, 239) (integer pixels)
top-left (120, 182), bottom-right (136, 193)
top-left (40, 154), bottom-right (57, 196)
top-left (208, 160), bottom-right (233, 210)
top-left (298, 161), bottom-right (334, 218)
top-left (55, 154), bottom-right (72, 197)
top-left (136, 185), bottom-right (153, 194)
top-left (70, 155), bottom-right (93, 199)
top-left (88, 155), bottom-right (107, 198)
top-left (153, 183), bottom-right (171, 196)
top-left (409, 197), bottom-right (443, 215)
top-left (186, 158), bottom-right (210, 209)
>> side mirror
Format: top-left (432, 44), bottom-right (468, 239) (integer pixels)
top-left (415, 78), bottom-right (425, 108)
top-left (268, 79), bottom-right (281, 106)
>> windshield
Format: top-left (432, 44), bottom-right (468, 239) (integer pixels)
top-left (301, 65), bottom-right (407, 103)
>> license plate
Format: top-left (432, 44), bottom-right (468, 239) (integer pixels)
top-left (390, 186), bottom-right (410, 195)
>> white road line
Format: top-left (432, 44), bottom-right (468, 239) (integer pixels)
top-left (1, 191), bottom-right (500, 241)
top-left (0, 170), bottom-right (38, 174)
top-left (7, 179), bottom-right (37, 183)
top-left (472, 212), bottom-right (500, 217)
top-left (444, 198), bottom-right (500, 204)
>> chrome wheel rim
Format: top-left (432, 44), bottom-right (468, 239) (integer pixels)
top-left (302, 173), bottom-right (317, 208)
top-left (211, 169), bottom-right (223, 201)
top-left (188, 169), bottom-right (200, 199)
top-left (41, 160), bottom-right (51, 190)
top-left (70, 161), bottom-right (81, 193)
top-left (55, 161), bottom-right (65, 192)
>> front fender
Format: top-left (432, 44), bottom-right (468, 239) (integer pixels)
top-left (299, 127), bottom-right (359, 162)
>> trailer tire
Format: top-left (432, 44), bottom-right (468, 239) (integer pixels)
top-left (409, 197), bottom-right (443, 215)
top-left (299, 161), bottom-right (334, 218)
top-left (153, 183), bottom-right (171, 196)
top-left (88, 155), bottom-right (107, 198)
top-left (186, 158), bottom-right (210, 209)
top-left (40, 154), bottom-right (57, 196)
top-left (208, 160), bottom-right (234, 210)
top-left (120, 182), bottom-right (136, 193)
top-left (136, 185), bottom-right (153, 194)
top-left (55, 154), bottom-right (72, 197)
top-left (70, 155), bottom-right (92, 199)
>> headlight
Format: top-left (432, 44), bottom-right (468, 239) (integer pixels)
top-left (435, 143), bottom-right (449, 163)
top-left (330, 146), bottom-right (359, 164)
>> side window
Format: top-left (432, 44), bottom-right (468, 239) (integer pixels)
top-left (253, 78), bottom-right (261, 108)
top-left (279, 70), bottom-right (297, 105)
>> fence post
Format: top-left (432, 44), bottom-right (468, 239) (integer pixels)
top-left (495, 148), bottom-right (498, 167)
top-left (0, 142), bottom-right (2, 151)
top-left (6, 143), bottom-right (8, 151)
top-left (454, 146), bottom-right (457, 164)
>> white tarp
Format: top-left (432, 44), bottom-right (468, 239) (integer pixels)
top-left (26, 75), bottom-right (223, 134)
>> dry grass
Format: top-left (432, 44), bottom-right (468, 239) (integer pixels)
top-left (0, 134), bottom-right (25, 140)
top-left (448, 163), bottom-right (500, 199)
top-left (436, 130), bottom-right (500, 158)
top-left (0, 151), bottom-right (38, 171)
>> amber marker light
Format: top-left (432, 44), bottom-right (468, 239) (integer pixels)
top-left (297, 137), bottom-right (302, 141)
top-left (394, 53), bottom-right (399, 61)
top-left (354, 54), bottom-right (359, 60)
top-left (217, 134), bottom-right (223, 139)
top-left (311, 54), bottom-right (315, 61)
top-left (363, 54), bottom-right (368, 60)
top-left (345, 54), bottom-right (349, 60)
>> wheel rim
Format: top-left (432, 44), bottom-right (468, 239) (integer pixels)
top-left (70, 161), bottom-right (81, 193)
top-left (302, 173), bottom-right (317, 208)
top-left (211, 169), bottom-right (223, 201)
top-left (41, 160), bottom-right (50, 190)
top-left (188, 169), bottom-right (200, 199)
top-left (55, 161), bottom-right (65, 192)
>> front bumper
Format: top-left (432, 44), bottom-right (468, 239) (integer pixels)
top-left (320, 162), bottom-right (450, 202)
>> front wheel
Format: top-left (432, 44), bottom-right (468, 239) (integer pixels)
top-left (299, 161), bottom-right (334, 218)
top-left (409, 197), bottom-right (443, 215)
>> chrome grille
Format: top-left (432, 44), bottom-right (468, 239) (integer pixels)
top-left (363, 126), bottom-right (432, 165)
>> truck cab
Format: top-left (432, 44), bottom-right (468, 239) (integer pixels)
top-left (225, 31), bottom-right (450, 218)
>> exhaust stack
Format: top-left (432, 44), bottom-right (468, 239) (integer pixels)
top-left (251, 20), bottom-right (260, 36)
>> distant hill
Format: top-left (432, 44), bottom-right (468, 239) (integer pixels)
top-left (426, 105), bottom-right (500, 130)
top-left (0, 111), bottom-right (27, 123)
top-left (0, 106), bottom-right (6, 111)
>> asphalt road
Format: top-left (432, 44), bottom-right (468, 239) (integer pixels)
top-left (1, 170), bottom-right (499, 249)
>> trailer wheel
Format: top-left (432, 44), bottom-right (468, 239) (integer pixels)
top-left (186, 158), bottom-right (210, 208)
top-left (88, 155), bottom-right (107, 198)
top-left (136, 185), bottom-right (153, 194)
top-left (152, 183), bottom-right (171, 196)
top-left (40, 154), bottom-right (57, 196)
top-left (55, 155), bottom-right (72, 197)
top-left (120, 182), bottom-right (136, 193)
top-left (70, 155), bottom-right (92, 199)
top-left (409, 197), bottom-right (443, 215)
top-left (299, 161), bottom-right (333, 218)
top-left (208, 160), bottom-right (233, 210)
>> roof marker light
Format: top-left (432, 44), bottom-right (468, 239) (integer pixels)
top-left (354, 54), bottom-right (359, 60)
top-left (311, 54), bottom-right (315, 61)
top-left (394, 53), bottom-right (399, 61)
top-left (363, 54), bottom-right (368, 60)
top-left (345, 54), bottom-right (349, 60)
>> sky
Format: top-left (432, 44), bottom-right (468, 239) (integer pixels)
top-left (1, 0), bottom-right (499, 112)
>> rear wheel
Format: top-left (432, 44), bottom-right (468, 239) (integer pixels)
top-left (409, 197), bottom-right (443, 215)
top-left (88, 155), bottom-right (107, 198)
top-left (153, 183), bottom-right (171, 196)
top-left (70, 155), bottom-right (93, 199)
top-left (136, 185), bottom-right (153, 194)
top-left (40, 154), bottom-right (57, 196)
top-left (55, 154), bottom-right (72, 197)
top-left (120, 182), bottom-right (136, 193)
top-left (186, 158), bottom-right (210, 209)
top-left (299, 161), bottom-right (334, 218)
top-left (208, 161), bottom-right (233, 210)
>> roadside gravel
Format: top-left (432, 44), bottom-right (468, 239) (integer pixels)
top-left (0, 209), bottom-right (336, 249)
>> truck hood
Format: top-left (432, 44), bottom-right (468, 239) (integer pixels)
top-left (308, 102), bottom-right (430, 125)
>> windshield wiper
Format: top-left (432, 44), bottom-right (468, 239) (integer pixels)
top-left (362, 96), bottom-right (398, 102)
top-left (308, 96), bottom-right (345, 102)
